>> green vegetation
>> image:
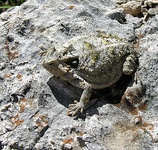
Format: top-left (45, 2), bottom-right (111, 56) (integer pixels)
top-left (0, 0), bottom-right (25, 10)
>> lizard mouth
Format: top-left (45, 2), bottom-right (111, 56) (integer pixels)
top-left (42, 59), bottom-right (70, 77)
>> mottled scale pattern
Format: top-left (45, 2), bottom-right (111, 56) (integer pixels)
top-left (41, 32), bottom-right (137, 116)
top-left (62, 36), bottom-right (133, 89)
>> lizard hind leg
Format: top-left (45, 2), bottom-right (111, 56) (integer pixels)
top-left (123, 54), bottom-right (137, 75)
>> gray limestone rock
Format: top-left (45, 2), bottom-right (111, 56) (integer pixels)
top-left (0, 0), bottom-right (157, 149)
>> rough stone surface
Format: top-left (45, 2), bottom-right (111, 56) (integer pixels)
top-left (121, 1), bottom-right (142, 16)
top-left (0, 0), bottom-right (158, 149)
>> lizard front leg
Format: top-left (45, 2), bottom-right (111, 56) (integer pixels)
top-left (68, 83), bottom-right (92, 117)
top-left (61, 72), bottom-right (92, 116)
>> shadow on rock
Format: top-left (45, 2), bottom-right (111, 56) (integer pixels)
top-left (47, 76), bottom-right (82, 108)
top-left (47, 74), bottom-right (133, 117)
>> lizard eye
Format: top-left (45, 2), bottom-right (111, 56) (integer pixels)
top-left (66, 58), bottom-right (79, 68)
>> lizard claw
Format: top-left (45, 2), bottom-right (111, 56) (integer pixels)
top-left (67, 100), bottom-right (84, 116)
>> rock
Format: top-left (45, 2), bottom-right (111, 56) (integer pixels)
top-left (121, 1), bottom-right (142, 16)
top-left (114, 0), bottom-right (128, 5)
top-left (136, 14), bottom-right (158, 35)
top-left (0, 0), bottom-right (158, 149)
top-left (105, 8), bottom-right (126, 23)
top-left (148, 7), bottom-right (158, 15)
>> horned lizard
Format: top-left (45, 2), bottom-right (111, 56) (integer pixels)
top-left (40, 32), bottom-right (137, 116)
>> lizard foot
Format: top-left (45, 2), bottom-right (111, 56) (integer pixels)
top-left (67, 100), bottom-right (85, 117)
